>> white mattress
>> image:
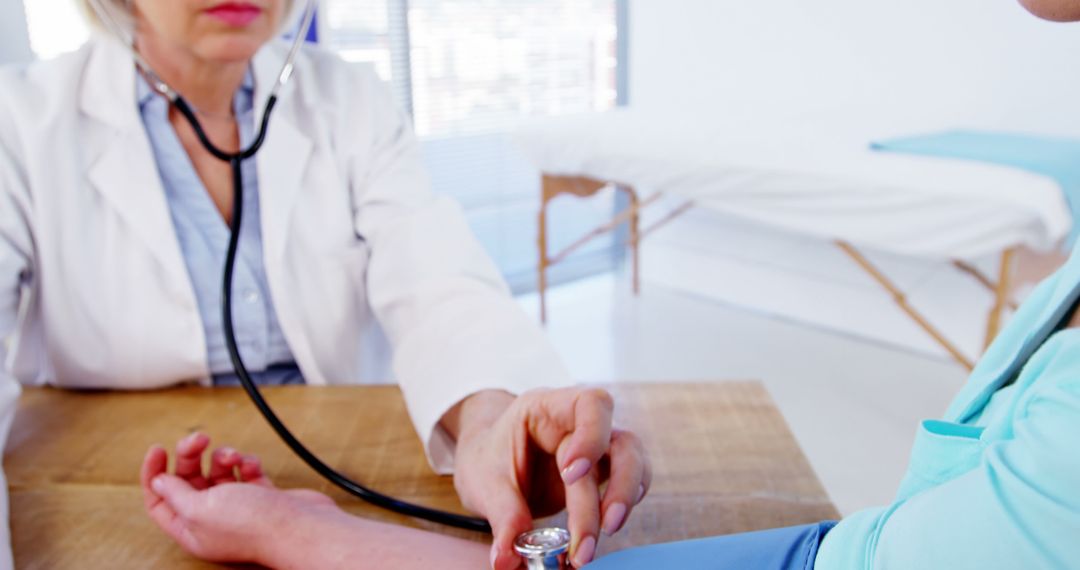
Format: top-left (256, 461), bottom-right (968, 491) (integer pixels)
top-left (514, 109), bottom-right (1072, 259)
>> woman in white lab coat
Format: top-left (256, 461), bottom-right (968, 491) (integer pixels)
top-left (0, 1), bottom-right (649, 568)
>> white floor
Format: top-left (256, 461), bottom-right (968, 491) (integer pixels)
top-left (516, 270), bottom-right (970, 516)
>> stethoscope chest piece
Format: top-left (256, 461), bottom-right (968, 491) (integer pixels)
top-left (514, 528), bottom-right (572, 569)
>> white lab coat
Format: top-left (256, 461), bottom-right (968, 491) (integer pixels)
top-left (0, 35), bottom-right (571, 568)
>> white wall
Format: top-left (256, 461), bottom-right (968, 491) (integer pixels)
top-left (626, 0), bottom-right (1080, 360)
top-left (629, 0), bottom-right (1080, 135)
top-left (0, 1), bottom-right (32, 64)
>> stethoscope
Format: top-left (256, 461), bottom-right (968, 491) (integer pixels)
top-left (87, 0), bottom-right (491, 534)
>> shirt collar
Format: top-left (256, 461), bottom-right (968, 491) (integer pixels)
top-left (136, 67), bottom-right (256, 114)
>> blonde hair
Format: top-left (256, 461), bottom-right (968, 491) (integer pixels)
top-left (78, 0), bottom-right (300, 35)
top-left (78, 0), bottom-right (133, 34)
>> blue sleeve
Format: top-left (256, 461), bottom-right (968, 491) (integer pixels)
top-left (587, 523), bottom-right (835, 570)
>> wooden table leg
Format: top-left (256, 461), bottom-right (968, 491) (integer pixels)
top-left (537, 175), bottom-right (649, 320)
top-left (837, 241), bottom-right (975, 370)
top-left (984, 248), bottom-right (1016, 349)
top-left (538, 188), bottom-right (550, 324)
top-left (621, 185), bottom-right (641, 296)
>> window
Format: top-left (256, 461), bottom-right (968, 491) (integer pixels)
top-left (23, 0), bottom-right (89, 59)
top-left (323, 0), bottom-right (625, 290)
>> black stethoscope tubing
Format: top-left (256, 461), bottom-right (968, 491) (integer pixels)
top-left (172, 95), bottom-right (493, 534)
top-left (84, 0), bottom-right (491, 536)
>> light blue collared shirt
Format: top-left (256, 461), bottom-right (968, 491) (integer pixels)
top-left (137, 72), bottom-right (299, 385)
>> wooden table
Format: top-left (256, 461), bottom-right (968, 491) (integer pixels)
top-left (6, 382), bottom-right (838, 569)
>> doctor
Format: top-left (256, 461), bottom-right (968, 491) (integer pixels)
top-left (0, 0), bottom-right (649, 568)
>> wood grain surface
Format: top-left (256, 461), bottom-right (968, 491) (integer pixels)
top-left (6, 382), bottom-right (838, 569)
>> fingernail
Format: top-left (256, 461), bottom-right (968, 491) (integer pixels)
top-left (151, 476), bottom-right (165, 494)
top-left (561, 458), bottom-right (591, 485)
top-left (636, 484), bottom-right (646, 504)
top-left (489, 545), bottom-right (498, 569)
top-left (602, 502), bottom-right (628, 536)
top-left (573, 535), bottom-right (596, 567)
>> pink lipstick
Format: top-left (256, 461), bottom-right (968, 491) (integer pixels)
top-left (205, 2), bottom-right (263, 27)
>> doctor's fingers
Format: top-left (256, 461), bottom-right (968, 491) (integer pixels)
top-left (174, 432), bottom-right (212, 489)
top-left (523, 388), bottom-right (614, 484)
top-left (565, 465), bottom-right (602, 569)
top-left (484, 475), bottom-right (533, 570)
top-left (599, 429), bottom-right (650, 536)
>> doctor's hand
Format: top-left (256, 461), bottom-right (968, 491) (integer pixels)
top-left (140, 433), bottom-right (339, 565)
top-left (445, 388), bottom-right (652, 570)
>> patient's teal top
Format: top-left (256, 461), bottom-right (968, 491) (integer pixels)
top-left (816, 246), bottom-right (1080, 569)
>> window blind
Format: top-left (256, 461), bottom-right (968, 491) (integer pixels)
top-left (22, 0), bottom-right (89, 59)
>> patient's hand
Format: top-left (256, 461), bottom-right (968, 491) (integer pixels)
top-left (140, 432), bottom-right (340, 565)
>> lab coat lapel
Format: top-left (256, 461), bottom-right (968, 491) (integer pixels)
top-left (251, 47), bottom-right (313, 264)
top-left (80, 37), bottom-right (190, 284)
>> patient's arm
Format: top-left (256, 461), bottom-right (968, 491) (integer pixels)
top-left (140, 434), bottom-right (489, 569)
